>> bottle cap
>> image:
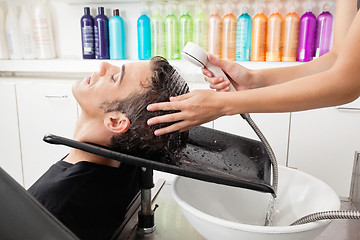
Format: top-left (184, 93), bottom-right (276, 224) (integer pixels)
top-left (98, 7), bottom-right (104, 15)
top-left (323, 3), bottom-right (330, 12)
top-left (113, 9), bottom-right (119, 16)
top-left (84, 7), bottom-right (90, 15)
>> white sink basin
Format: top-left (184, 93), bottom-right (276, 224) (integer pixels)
top-left (172, 165), bottom-right (340, 240)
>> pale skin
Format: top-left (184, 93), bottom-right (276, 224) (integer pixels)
top-left (65, 62), bottom-right (152, 167)
top-left (147, 0), bottom-right (360, 136)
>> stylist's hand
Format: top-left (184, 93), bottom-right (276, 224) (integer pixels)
top-left (202, 54), bottom-right (252, 92)
top-left (147, 90), bottom-right (226, 136)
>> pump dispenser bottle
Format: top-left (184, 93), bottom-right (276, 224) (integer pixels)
top-left (0, 6), bottom-right (9, 59)
top-left (282, 1), bottom-right (300, 62)
top-left (179, 5), bottom-right (193, 52)
top-left (208, 4), bottom-right (222, 58)
top-left (32, 0), bottom-right (56, 59)
top-left (109, 9), bottom-right (126, 60)
top-left (94, 7), bottom-right (109, 59)
top-left (165, 3), bottom-right (179, 59)
top-left (5, 5), bottom-right (23, 60)
top-left (251, 3), bottom-right (267, 61)
top-left (221, 4), bottom-right (237, 61)
top-left (151, 5), bottom-right (165, 57)
top-left (193, 4), bottom-right (208, 51)
top-left (266, 2), bottom-right (283, 62)
top-left (235, 4), bottom-right (252, 61)
top-left (81, 7), bottom-right (95, 59)
top-left (297, 3), bottom-right (316, 62)
top-left (314, 4), bottom-right (333, 58)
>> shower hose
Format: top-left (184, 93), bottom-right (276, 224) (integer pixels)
top-left (241, 113), bottom-right (360, 226)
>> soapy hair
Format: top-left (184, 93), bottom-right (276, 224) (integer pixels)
top-left (103, 56), bottom-right (190, 165)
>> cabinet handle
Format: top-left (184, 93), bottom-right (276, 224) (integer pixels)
top-left (45, 95), bottom-right (68, 99)
top-left (336, 106), bottom-right (360, 111)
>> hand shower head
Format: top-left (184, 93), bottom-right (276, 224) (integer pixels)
top-left (181, 42), bottom-right (236, 92)
top-left (181, 42), bottom-right (208, 68)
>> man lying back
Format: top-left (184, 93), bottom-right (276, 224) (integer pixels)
top-left (28, 57), bottom-right (189, 240)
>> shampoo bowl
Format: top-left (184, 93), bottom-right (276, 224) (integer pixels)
top-left (172, 165), bottom-right (340, 240)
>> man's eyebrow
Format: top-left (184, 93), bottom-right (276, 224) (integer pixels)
top-left (120, 64), bottom-right (126, 82)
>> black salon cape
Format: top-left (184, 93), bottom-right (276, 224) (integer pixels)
top-left (28, 160), bottom-right (139, 240)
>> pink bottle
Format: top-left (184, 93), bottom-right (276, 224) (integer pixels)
top-left (314, 4), bottom-right (333, 58)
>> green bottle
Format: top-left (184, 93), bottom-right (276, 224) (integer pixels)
top-left (151, 9), bottom-right (165, 57)
top-left (193, 7), bottom-right (208, 51)
top-left (179, 9), bottom-right (193, 52)
top-left (165, 11), bottom-right (179, 59)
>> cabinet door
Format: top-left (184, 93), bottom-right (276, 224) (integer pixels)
top-left (288, 105), bottom-right (360, 197)
top-left (16, 81), bottom-right (78, 189)
top-left (0, 82), bottom-right (23, 185)
top-left (214, 113), bottom-right (291, 166)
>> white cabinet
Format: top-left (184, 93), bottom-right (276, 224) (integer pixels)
top-left (214, 113), bottom-right (291, 166)
top-left (287, 100), bottom-right (360, 197)
top-left (16, 80), bottom-right (78, 189)
top-left (0, 82), bottom-right (23, 185)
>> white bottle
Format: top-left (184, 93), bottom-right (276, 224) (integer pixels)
top-left (0, 6), bottom-right (9, 59)
top-left (5, 5), bottom-right (23, 60)
top-left (32, 0), bottom-right (56, 59)
top-left (19, 5), bottom-right (36, 59)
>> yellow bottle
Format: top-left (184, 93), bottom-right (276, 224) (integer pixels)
top-left (282, 9), bottom-right (300, 62)
top-left (266, 7), bottom-right (283, 62)
top-left (208, 9), bottom-right (222, 58)
top-left (251, 9), bottom-right (267, 61)
top-left (221, 10), bottom-right (237, 60)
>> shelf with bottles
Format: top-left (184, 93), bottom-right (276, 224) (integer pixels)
top-left (76, 0), bottom-right (334, 63)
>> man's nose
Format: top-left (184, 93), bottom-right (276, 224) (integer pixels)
top-left (98, 62), bottom-right (112, 77)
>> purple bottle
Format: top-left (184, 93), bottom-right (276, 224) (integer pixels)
top-left (314, 6), bottom-right (333, 58)
top-left (297, 11), bottom-right (317, 62)
top-left (81, 7), bottom-right (95, 59)
top-left (94, 7), bottom-right (109, 59)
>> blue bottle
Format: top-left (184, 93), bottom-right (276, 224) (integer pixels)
top-left (94, 7), bottom-right (109, 59)
top-left (80, 7), bottom-right (95, 59)
top-left (137, 12), bottom-right (151, 60)
top-left (236, 11), bottom-right (252, 61)
top-left (109, 9), bottom-right (126, 60)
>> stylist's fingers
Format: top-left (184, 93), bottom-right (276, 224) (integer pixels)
top-left (208, 54), bottom-right (237, 73)
top-left (153, 121), bottom-right (193, 136)
top-left (202, 67), bottom-right (214, 78)
top-left (205, 76), bottom-right (231, 91)
top-left (147, 111), bottom-right (184, 126)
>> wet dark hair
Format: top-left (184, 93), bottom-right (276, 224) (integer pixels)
top-left (102, 56), bottom-right (190, 165)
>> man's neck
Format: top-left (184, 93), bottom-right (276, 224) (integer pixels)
top-left (64, 113), bottom-right (121, 168)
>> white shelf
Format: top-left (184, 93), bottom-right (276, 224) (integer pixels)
top-left (0, 59), bottom-right (304, 74)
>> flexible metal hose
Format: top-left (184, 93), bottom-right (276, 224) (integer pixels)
top-left (290, 210), bottom-right (360, 226)
top-left (240, 113), bottom-right (278, 198)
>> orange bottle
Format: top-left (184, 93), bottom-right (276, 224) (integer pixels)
top-left (266, 7), bottom-right (283, 62)
top-left (251, 9), bottom-right (267, 61)
top-left (221, 9), bottom-right (237, 60)
top-left (208, 9), bottom-right (222, 58)
top-left (282, 9), bottom-right (300, 62)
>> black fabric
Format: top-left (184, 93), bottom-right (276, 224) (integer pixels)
top-left (28, 160), bottom-right (139, 240)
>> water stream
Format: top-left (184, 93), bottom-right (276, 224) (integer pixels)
top-left (264, 196), bottom-right (278, 226)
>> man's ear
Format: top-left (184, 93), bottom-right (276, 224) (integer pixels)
top-left (104, 112), bottom-right (130, 134)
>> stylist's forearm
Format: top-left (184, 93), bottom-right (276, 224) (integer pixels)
top-left (224, 67), bottom-right (359, 115)
top-left (249, 51), bottom-right (338, 88)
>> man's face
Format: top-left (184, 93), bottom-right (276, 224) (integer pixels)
top-left (73, 62), bottom-right (152, 116)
